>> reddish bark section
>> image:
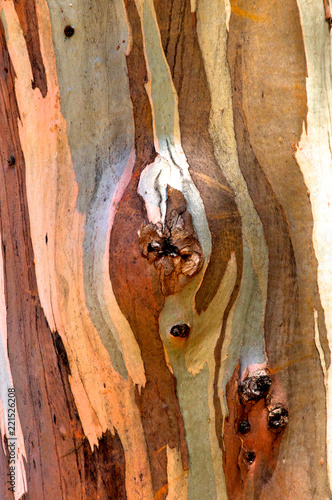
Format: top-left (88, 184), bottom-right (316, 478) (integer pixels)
top-left (0, 20), bottom-right (125, 499)
top-left (54, 332), bottom-right (127, 500)
top-left (13, 0), bottom-right (48, 97)
top-left (109, 2), bottom-right (188, 497)
top-left (224, 365), bottom-right (285, 499)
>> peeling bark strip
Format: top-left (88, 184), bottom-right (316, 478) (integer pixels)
top-left (139, 187), bottom-right (204, 295)
top-left (0, 18), bottom-right (126, 499)
top-left (13, 0), bottom-right (47, 96)
top-left (53, 333), bottom-right (127, 500)
top-left (110, 1), bottom-right (188, 497)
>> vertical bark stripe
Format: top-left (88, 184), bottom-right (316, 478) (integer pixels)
top-left (13, 0), bottom-right (47, 97)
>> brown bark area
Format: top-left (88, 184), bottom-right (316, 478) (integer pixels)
top-left (82, 431), bottom-right (126, 499)
top-left (224, 365), bottom-right (285, 499)
top-left (0, 19), bottom-right (126, 500)
top-left (54, 333), bottom-right (127, 500)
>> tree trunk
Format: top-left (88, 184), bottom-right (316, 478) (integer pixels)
top-left (0, 0), bottom-right (331, 498)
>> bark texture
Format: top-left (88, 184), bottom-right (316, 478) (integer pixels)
top-left (0, 0), bottom-right (331, 499)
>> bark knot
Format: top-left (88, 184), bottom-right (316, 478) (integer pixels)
top-left (268, 405), bottom-right (289, 432)
top-left (139, 187), bottom-right (204, 296)
top-left (238, 370), bottom-right (272, 403)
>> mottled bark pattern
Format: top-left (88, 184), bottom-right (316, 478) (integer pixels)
top-left (226, 0), bottom-right (330, 497)
top-left (0, 0), bottom-right (331, 498)
top-left (0, 18), bottom-right (126, 499)
top-left (109, 2), bottom-right (189, 497)
top-left (153, 0), bottom-right (243, 315)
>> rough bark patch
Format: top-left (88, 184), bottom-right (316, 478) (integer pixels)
top-left (223, 365), bottom-right (285, 500)
top-left (139, 187), bottom-right (204, 296)
top-left (83, 431), bottom-right (127, 500)
top-left (110, 173), bottom-right (188, 498)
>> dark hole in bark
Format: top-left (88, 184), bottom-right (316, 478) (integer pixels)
top-left (244, 451), bottom-right (256, 465)
top-left (7, 156), bottom-right (15, 167)
top-left (170, 324), bottom-right (190, 339)
top-left (64, 25), bottom-right (75, 37)
top-left (238, 420), bottom-right (251, 434)
top-left (147, 238), bottom-right (179, 258)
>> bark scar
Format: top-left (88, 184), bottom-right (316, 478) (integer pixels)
top-left (139, 187), bottom-right (204, 296)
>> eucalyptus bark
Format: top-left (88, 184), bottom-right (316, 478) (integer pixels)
top-left (0, 0), bottom-right (331, 499)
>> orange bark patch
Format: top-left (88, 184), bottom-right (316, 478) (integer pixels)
top-left (224, 365), bottom-right (287, 499)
